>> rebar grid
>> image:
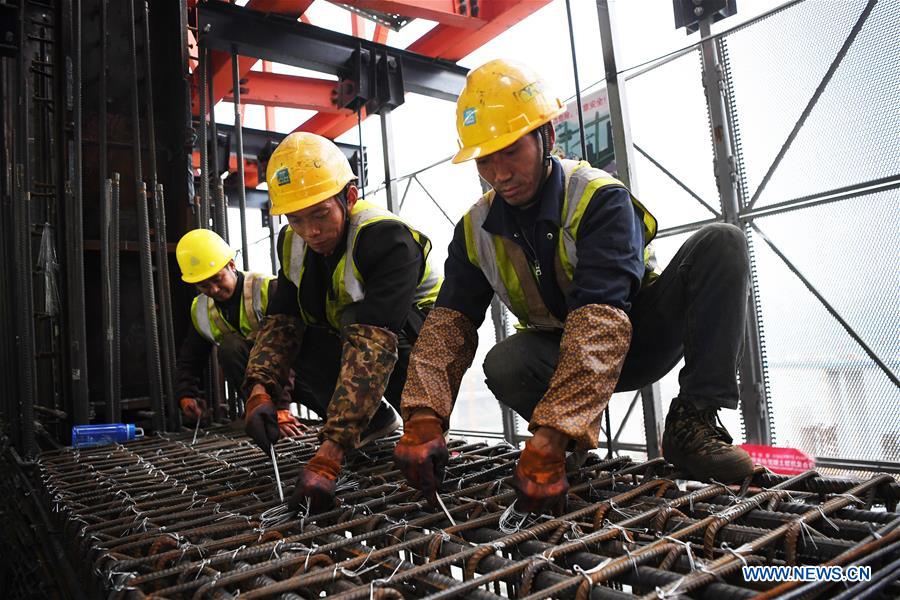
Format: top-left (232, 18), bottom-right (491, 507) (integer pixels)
top-left (37, 428), bottom-right (900, 599)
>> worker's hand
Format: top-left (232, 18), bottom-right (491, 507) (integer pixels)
top-left (511, 433), bottom-right (569, 515)
top-left (393, 412), bottom-right (448, 502)
top-left (288, 446), bottom-right (342, 514)
top-left (277, 409), bottom-right (307, 438)
top-left (244, 389), bottom-right (279, 453)
top-left (179, 397), bottom-right (205, 424)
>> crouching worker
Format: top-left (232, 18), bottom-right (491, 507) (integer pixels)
top-left (242, 132), bottom-right (441, 512)
top-left (174, 229), bottom-right (303, 435)
top-left (394, 59), bottom-right (754, 515)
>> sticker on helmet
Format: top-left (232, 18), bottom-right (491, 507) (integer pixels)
top-left (516, 82), bottom-right (542, 102)
top-left (463, 107), bottom-right (477, 126)
top-left (275, 167), bottom-right (291, 186)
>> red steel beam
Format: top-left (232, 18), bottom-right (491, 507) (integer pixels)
top-left (297, 1), bottom-right (550, 138)
top-left (225, 71), bottom-right (345, 113)
top-left (261, 61), bottom-right (277, 130)
top-left (297, 107), bottom-right (367, 140)
top-left (407, 0), bottom-right (552, 60)
top-left (351, 12), bottom-right (364, 37)
top-left (191, 0), bottom-right (315, 115)
top-left (340, 0), bottom-right (483, 29)
top-left (372, 24), bottom-right (389, 44)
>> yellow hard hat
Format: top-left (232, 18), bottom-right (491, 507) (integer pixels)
top-left (267, 132), bottom-right (357, 215)
top-left (452, 59), bottom-right (565, 164)
top-left (176, 229), bottom-right (235, 283)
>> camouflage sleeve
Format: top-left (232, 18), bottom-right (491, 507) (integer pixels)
top-left (530, 304), bottom-right (632, 450)
top-left (400, 307), bottom-right (478, 427)
top-left (322, 323), bottom-right (398, 449)
top-left (243, 313), bottom-right (305, 400)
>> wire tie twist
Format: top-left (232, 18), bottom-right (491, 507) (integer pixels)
top-left (721, 543), bottom-right (749, 568)
top-left (662, 536), bottom-right (697, 572)
top-left (603, 520), bottom-right (635, 543)
top-left (624, 545), bottom-right (639, 573)
top-left (435, 493), bottom-right (457, 527)
top-left (815, 507), bottom-right (840, 531)
top-left (572, 557), bottom-right (614, 588)
top-left (369, 560), bottom-right (404, 600)
top-left (709, 479), bottom-right (740, 503)
top-left (698, 562), bottom-right (724, 582)
top-left (607, 500), bottom-right (630, 519)
top-left (655, 575), bottom-right (687, 599)
top-left (194, 558), bottom-right (210, 580)
top-left (794, 517), bottom-right (820, 550)
top-left (499, 500), bottom-right (529, 534)
top-left (836, 493), bottom-right (862, 506)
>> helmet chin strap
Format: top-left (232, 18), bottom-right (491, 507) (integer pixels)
top-left (336, 186), bottom-right (352, 239)
top-left (533, 124), bottom-right (554, 195)
top-left (537, 123), bottom-right (553, 166)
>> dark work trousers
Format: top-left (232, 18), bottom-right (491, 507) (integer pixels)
top-left (218, 333), bottom-right (253, 398)
top-left (288, 321), bottom-right (419, 419)
top-left (483, 223), bottom-right (750, 420)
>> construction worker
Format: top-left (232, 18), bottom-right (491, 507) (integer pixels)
top-left (243, 132), bottom-right (441, 512)
top-left (174, 229), bottom-right (303, 437)
top-left (394, 59), bottom-right (754, 513)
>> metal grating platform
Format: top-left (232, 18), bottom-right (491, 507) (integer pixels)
top-left (36, 427), bottom-right (900, 599)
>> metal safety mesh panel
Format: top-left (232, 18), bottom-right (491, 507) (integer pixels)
top-left (724, 0), bottom-right (900, 208)
top-left (748, 190), bottom-right (898, 465)
top-left (626, 49), bottom-right (720, 230)
top-left (722, 0), bottom-right (900, 469)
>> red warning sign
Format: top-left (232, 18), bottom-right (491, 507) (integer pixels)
top-left (740, 444), bottom-right (816, 475)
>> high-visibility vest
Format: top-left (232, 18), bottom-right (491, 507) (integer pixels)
top-left (462, 159), bottom-right (658, 329)
top-left (281, 200), bottom-right (442, 330)
top-left (190, 272), bottom-right (274, 344)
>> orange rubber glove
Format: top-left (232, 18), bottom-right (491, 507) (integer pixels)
top-left (393, 414), bottom-right (448, 501)
top-left (277, 409), bottom-right (307, 438)
top-left (179, 397), bottom-right (205, 424)
top-left (289, 453), bottom-right (341, 513)
top-left (245, 391), bottom-right (279, 452)
top-left (512, 438), bottom-right (569, 514)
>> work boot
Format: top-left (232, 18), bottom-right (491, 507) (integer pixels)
top-left (357, 400), bottom-right (401, 448)
top-left (661, 397), bottom-right (753, 483)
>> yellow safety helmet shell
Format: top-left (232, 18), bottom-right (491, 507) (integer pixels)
top-left (267, 132), bottom-right (357, 215)
top-left (452, 59), bottom-right (565, 164)
top-left (176, 229), bottom-right (235, 283)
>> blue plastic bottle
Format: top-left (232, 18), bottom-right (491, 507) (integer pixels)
top-left (71, 424), bottom-right (145, 448)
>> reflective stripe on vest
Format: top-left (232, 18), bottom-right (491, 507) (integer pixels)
top-left (463, 159), bottom-right (658, 329)
top-left (190, 271), bottom-right (274, 345)
top-left (281, 200), bottom-right (442, 330)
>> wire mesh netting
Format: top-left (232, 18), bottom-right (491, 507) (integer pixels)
top-left (721, 0), bottom-right (900, 469)
top-left (749, 205), bottom-right (898, 465)
top-left (723, 0), bottom-right (899, 209)
top-left (626, 48), bottom-right (720, 231)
